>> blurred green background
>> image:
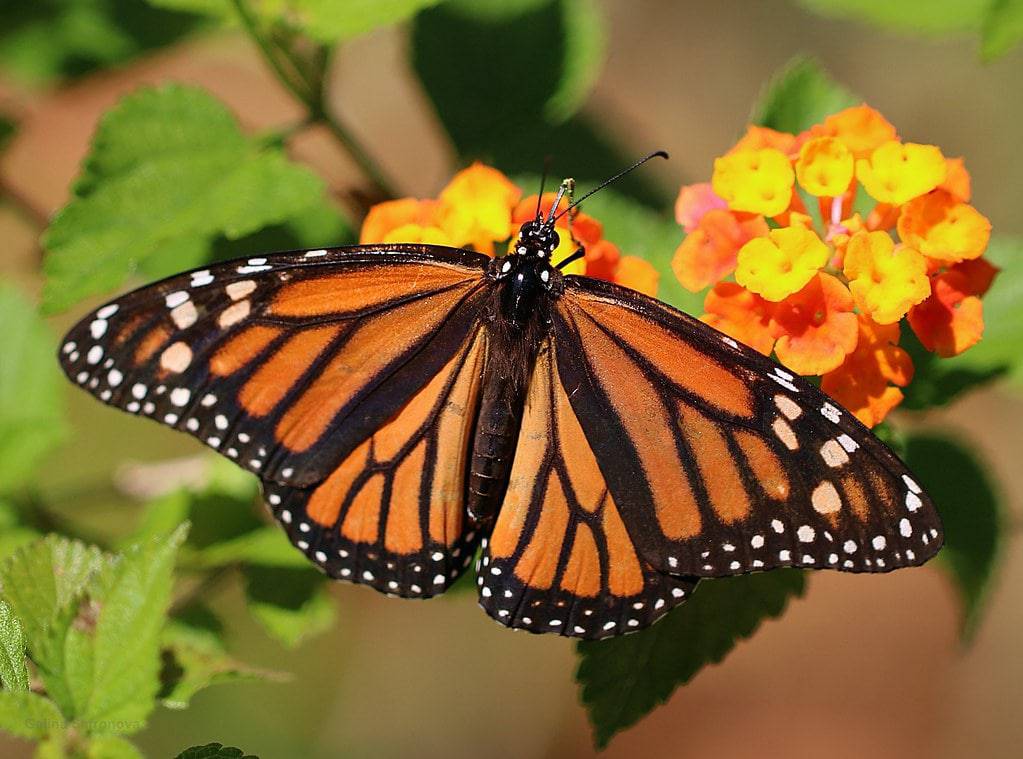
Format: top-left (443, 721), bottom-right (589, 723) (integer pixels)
top-left (1, 1), bottom-right (1021, 757)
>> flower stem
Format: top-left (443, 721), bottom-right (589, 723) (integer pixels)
top-left (229, 0), bottom-right (397, 201)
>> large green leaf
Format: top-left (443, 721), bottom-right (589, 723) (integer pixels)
top-left (0, 0), bottom-right (205, 85)
top-left (0, 536), bottom-right (107, 717)
top-left (0, 284), bottom-right (69, 494)
top-left (751, 56), bottom-right (857, 135)
top-left (412, 0), bottom-right (664, 207)
top-left (242, 566), bottom-right (335, 647)
top-left (62, 524), bottom-right (189, 735)
top-left (42, 84), bottom-right (331, 313)
top-left (576, 570), bottom-right (805, 748)
top-left (0, 600), bottom-right (29, 691)
top-left (903, 434), bottom-right (1003, 642)
top-left (0, 690), bottom-right (64, 739)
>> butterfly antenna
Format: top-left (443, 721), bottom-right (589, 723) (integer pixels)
top-left (535, 156), bottom-right (553, 219)
top-left (552, 150), bottom-right (668, 222)
top-left (545, 181), bottom-right (571, 225)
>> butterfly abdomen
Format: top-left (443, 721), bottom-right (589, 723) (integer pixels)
top-left (467, 373), bottom-right (526, 525)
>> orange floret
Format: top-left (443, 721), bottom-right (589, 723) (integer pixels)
top-left (772, 273), bottom-right (858, 375)
top-left (729, 125), bottom-right (798, 156)
top-left (735, 225), bottom-right (830, 302)
top-left (796, 136), bottom-right (854, 197)
top-left (940, 157), bottom-right (971, 202)
top-left (436, 162), bottom-right (521, 253)
top-left (615, 255), bottom-right (659, 297)
top-left (856, 141), bottom-right (947, 205)
top-left (701, 282), bottom-right (779, 356)
top-left (360, 198), bottom-right (443, 244)
top-left (897, 190), bottom-right (991, 263)
top-left (813, 105), bottom-right (898, 159)
top-left (672, 209), bottom-right (769, 292)
top-left (583, 239), bottom-right (621, 281)
top-left (712, 148), bottom-right (795, 216)
top-left (843, 230), bottom-right (930, 324)
top-left (821, 315), bottom-right (913, 427)
top-left (907, 267), bottom-right (990, 357)
top-left (675, 183), bottom-right (728, 232)
top-left (380, 223), bottom-right (452, 247)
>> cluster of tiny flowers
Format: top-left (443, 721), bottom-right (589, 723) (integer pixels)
top-left (360, 163), bottom-right (659, 296)
top-left (673, 105), bottom-right (997, 426)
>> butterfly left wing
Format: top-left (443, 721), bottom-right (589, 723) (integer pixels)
top-left (477, 338), bottom-right (698, 639)
top-left (262, 326), bottom-right (489, 597)
top-left (551, 276), bottom-right (943, 580)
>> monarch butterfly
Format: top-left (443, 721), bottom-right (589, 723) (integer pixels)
top-left (58, 155), bottom-right (942, 640)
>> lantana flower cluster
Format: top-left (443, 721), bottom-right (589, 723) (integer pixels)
top-left (673, 105), bottom-right (997, 426)
top-left (360, 163), bottom-right (659, 296)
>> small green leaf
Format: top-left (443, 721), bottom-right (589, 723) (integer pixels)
top-left (291, 0), bottom-right (444, 42)
top-left (42, 84), bottom-right (328, 313)
top-left (982, 0), bottom-right (1023, 60)
top-left (174, 743), bottom-right (259, 759)
top-left (0, 535), bottom-right (107, 717)
top-left (0, 600), bottom-right (29, 691)
top-left (752, 56), bottom-right (858, 135)
top-left (65, 524), bottom-right (190, 735)
top-left (576, 570), bottom-right (805, 748)
top-left (86, 735), bottom-right (145, 759)
top-left (902, 434), bottom-right (1003, 642)
top-left (243, 566), bottom-right (335, 647)
top-left (0, 690), bottom-right (64, 739)
top-left (795, 0), bottom-right (989, 35)
top-left (0, 284), bottom-right (69, 494)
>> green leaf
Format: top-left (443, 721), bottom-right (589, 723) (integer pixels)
top-left (0, 499), bottom-right (42, 565)
top-left (901, 236), bottom-right (1023, 409)
top-left (412, 0), bottom-right (663, 207)
top-left (86, 735), bottom-right (145, 759)
top-left (751, 56), bottom-right (858, 135)
top-left (902, 434), bottom-right (1003, 642)
top-left (291, 0), bottom-right (444, 42)
top-left (982, 0), bottom-right (1023, 60)
top-left (64, 524), bottom-right (189, 735)
top-left (0, 536), bottom-right (107, 717)
top-left (0, 284), bottom-right (69, 494)
top-left (174, 743), bottom-right (259, 759)
top-left (795, 0), bottom-right (989, 35)
top-left (0, 1), bottom-right (207, 85)
top-left (159, 603), bottom-right (280, 709)
top-left (576, 570), bottom-right (805, 748)
top-left (42, 84), bottom-right (329, 313)
top-left (0, 600), bottom-right (29, 691)
top-left (243, 566), bottom-right (335, 647)
top-left (575, 188), bottom-right (704, 316)
top-left (0, 690), bottom-right (64, 739)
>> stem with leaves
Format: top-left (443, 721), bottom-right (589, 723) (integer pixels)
top-left (229, 0), bottom-right (398, 202)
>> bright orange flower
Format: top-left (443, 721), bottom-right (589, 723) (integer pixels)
top-left (856, 141), bottom-right (946, 205)
top-left (897, 190), bottom-right (991, 263)
top-left (701, 282), bottom-right (778, 356)
top-left (843, 230), bottom-right (930, 324)
top-left (674, 183), bottom-right (727, 232)
top-left (712, 148), bottom-right (795, 216)
top-left (796, 136), bottom-right (854, 197)
top-left (772, 273), bottom-right (858, 375)
top-left (940, 157), bottom-right (971, 202)
top-left (360, 198), bottom-right (444, 244)
top-left (907, 266), bottom-right (990, 357)
top-left (380, 223), bottom-right (452, 247)
top-left (810, 104), bottom-right (898, 159)
top-left (615, 255), bottom-right (659, 297)
top-left (735, 225), bottom-right (830, 302)
top-left (672, 209), bottom-right (769, 292)
top-left (436, 162), bottom-right (521, 253)
top-left (821, 315), bottom-right (913, 427)
top-left (729, 125), bottom-right (798, 156)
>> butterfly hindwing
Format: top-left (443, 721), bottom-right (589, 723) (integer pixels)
top-left (477, 339), bottom-right (698, 639)
top-left (261, 325), bottom-right (489, 596)
top-left (553, 277), bottom-right (943, 579)
top-left (58, 245), bottom-right (490, 487)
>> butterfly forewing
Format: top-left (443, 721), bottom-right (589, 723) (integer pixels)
top-left (553, 277), bottom-right (943, 579)
top-left (58, 245), bottom-right (490, 487)
top-left (262, 326), bottom-right (490, 596)
top-left (477, 339), bottom-right (698, 639)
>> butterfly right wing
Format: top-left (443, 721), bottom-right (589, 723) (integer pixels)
top-left (263, 327), bottom-right (489, 597)
top-left (476, 338), bottom-right (698, 639)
